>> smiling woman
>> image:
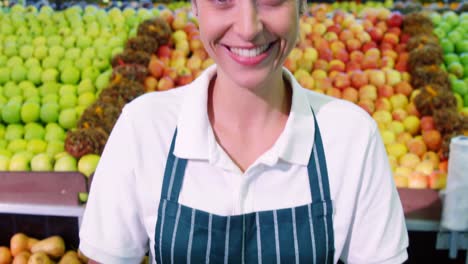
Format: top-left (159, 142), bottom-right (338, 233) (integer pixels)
top-left (79, 1), bottom-right (409, 263)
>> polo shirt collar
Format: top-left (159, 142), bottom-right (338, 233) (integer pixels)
top-left (173, 65), bottom-right (315, 168)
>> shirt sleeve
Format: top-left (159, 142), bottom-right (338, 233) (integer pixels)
top-left (340, 126), bottom-right (409, 264)
top-left (79, 106), bottom-right (148, 264)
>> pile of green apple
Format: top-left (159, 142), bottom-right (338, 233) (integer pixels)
top-left (327, 0), bottom-right (394, 15)
top-left (431, 11), bottom-right (468, 114)
top-left (0, 4), bottom-right (157, 174)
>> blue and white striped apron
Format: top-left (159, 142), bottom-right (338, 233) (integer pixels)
top-left (154, 115), bottom-right (335, 263)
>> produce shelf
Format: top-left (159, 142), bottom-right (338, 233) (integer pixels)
top-left (398, 188), bottom-right (442, 231)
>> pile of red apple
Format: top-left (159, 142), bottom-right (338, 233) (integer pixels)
top-left (279, 6), bottom-right (447, 189)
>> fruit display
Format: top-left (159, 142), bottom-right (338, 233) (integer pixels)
top-left (0, 4), bottom-right (161, 175)
top-left (1, 2), bottom-right (465, 187)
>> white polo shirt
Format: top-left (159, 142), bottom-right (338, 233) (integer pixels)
top-left (79, 65), bottom-right (408, 264)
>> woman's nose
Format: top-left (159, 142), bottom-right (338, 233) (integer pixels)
top-left (233, 1), bottom-right (263, 41)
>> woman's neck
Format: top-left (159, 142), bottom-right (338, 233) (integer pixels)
top-left (208, 69), bottom-right (292, 134)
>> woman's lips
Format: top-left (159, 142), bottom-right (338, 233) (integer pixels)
top-left (223, 41), bottom-right (276, 66)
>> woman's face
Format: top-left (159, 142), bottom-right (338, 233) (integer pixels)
top-left (193, 0), bottom-right (301, 89)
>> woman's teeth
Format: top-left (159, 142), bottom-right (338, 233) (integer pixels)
top-left (229, 43), bottom-right (270, 57)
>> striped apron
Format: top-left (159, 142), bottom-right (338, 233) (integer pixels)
top-left (154, 116), bottom-right (335, 263)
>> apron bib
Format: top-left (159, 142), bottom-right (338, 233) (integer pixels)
top-left (154, 114), bottom-right (335, 264)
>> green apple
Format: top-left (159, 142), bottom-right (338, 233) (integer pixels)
top-left (25, 58), bottom-right (41, 68)
top-left (60, 66), bottom-right (81, 85)
top-left (31, 153), bottom-right (53, 171)
top-left (32, 36), bottom-right (47, 46)
top-left (0, 124), bottom-right (5, 139)
top-left (60, 84), bottom-right (77, 96)
top-left (10, 65), bottom-right (27, 82)
top-left (78, 92), bottom-right (96, 107)
top-left (454, 93), bottom-right (464, 110)
top-left (93, 57), bottom-right (110, 71)
top-left (76, 35), bottom-right (93, 49)
top-left (58, 108), bottom-right (78, 129)
top-left (19, 45), bottom-right (34, 59)
top-left (0, 155), bottom-right (10, 171)
top-left (431, 12), bottom-right (442, 26)
top-left (0, 67), bottom-right (10, 84)
top-left (455, 40), bottom-right (468, 54)
top-left (7, 139), bottom-right (28, 153)
top-left (33, 45), bottom-right (48, 60)
top-left (54, 152), bottom-right (77, 172)
top-left (77, 79), bottom-right (95, 94)
top-left (448, 31), bottom-right (463, 44)
top-left (42, 56), bottom-right (60, 69)
top-left (39, 82), bottom-right (60, 96)
top-left (49, 45), bottom-right (66, 59)
top-left (75, 57), bottom-right (92, 71)
top-left (41, 68), bottom-right (59, 83)
top-left (45, 123), bottom-right (66, 141)
top-left (65, 48), bottom-right (81, 60)
top-left (27, 139), bottom-right (48, 154)
top-left (62, 36), bottom-right (76, 48)
top-left (445, 53), bottom-right (460, 66)
top-left (462, 53), bottom-right (468, 66)
top-left (47, 35), bottom-right (62, 46)
top-left (452, 79), bottom-right (468, 95)
top-left (95, 71), bottom-right (111, 90)
top-left (58, 59), bottom-right (74, 72)
top-left (24, 122), bottom-right (45, 140)
top-left (0, 55), bottom-right (7, 67)
top-left (9, 152), bottom-right (32, 171)
top-left (78, 154), bottom-right (101, 177)
top-left (111, 47), bottom-right (124, 58)
top-left (42, 94), bottom-right (59, 104)
top-left (440, 39), bottom-right (454, 54)
top-left (21, 102), bottom-right (41, 123)
top-left (5, 124), bottom-right (24, 141)
top-left (75, 105), bottom-right (87, 117)
top-left (46, 140), bottom-right (64, 157)
top-left (27, 66), bottom-right (43, 85)
top-left (443, 11), bottom-right (459, 28)
top-left (59, 94), bottom-right (77, 109)
top-left (3, 82), bottom-right (22, 98)
top-left (81, 67), bottom-right (99, 82)
top-left (448, 62), bottom-right (464, 78)
top-left (40, 103), bottom-right (60, 123)
top-left (82, 47), bottom-right (96, 59)
top-left (7, 56), bottom-right (23, 68)
top-left (2, 101), bottom-right (22, 124)
top-left (3, 43), bottom-right (18, 57)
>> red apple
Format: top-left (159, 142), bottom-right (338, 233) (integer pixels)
top-left (326, 87), bottom-right (342, 98)
top-left (367, 70), bottom-right (386, 87)
top-left (392, 108), bottom-right (408, 121)
top-left (157, 76), bottom-right (174, 91)
top-left (148, 58), bottom-right (165, 79)
top-left (387, 27), bottom-right (402, 36)
top-left (350, 70), bottom-right (369, 88)
top-left (312, 69), bottom-right (328, 80)
top-left (346, 39), bottom-right (361, 53)
top-left (339, 30), bottom-right (354, 42)
top-left (408, 172), bottom-right (429, 189)
top-left (400, 34), bottom-right (411, 44)
top-left (359, 84), bottom-right (378, 101)
top-left (327, 25), bottom-right (342, 35)
top-left (314, 59), bottom-right (329, 72)
top-left (423, 130), bottom-right (442, 151)
top-left (361, 56), bottom-right (380, 70)
top-left (333, 49), bottom-right (349, 63)
top-left (378, 84), bottom-right (394, 98)
top-left (318, 48), bottom-right (333, 61)
top-left (368, 28), bottom-right (384, 42)
top-left (361, 41), bottom-right (378, 53)
top-left (342, 87), bottom-right (358, 103)
top-left (382, 33), bottom-right (399, 46)
top-left (358, 99), bottom-right (375, 115)
top-left (157, 45), bottom-right (172, 58)
top-left (406, 138), bottom-right (427, 157)
top-left (329, 59), bottom-right (346, 72)
top-left (375, 97), bottom-right (392, 111)
top-left (394, 81), bottom-right (413, 96)
top-left (420, 116), bottom-right (435, 131)
top-left (386, 12), bottom-right (403, 28)
top-left (395, 43), bottom-right (407, 53)
top-left (350, 50), bottom-right (364, 63)
top-left (333, 73), bottom-right (351, 90)
top-left (315, 78), bottom-right (333, 91)
top-left (189, 36), bottom-right (204, 51)
top-left (144, 76), bottom-right (158, 92)
top-left (346, 61), bottom-right (361, 72)
top-left (176, 67), bottom-right (194, 86)
top-left (428, 170), bottom-right (447, 189)
top-left (284, 58), bottom-right (297, 72)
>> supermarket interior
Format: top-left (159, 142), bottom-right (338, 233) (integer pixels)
top-left (0, 0), bottom-right (467, 263)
